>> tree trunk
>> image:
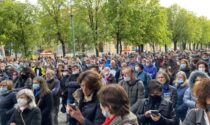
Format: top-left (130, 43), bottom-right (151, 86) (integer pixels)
top-left (189, 43), bottom-right (191, 50)
top-left (95, 47), bottom-right (99, 57)
top-left (182, 43), bottom-right (186, 50)
top-left (120, 40), bottom-right (122, 54)
top-left (165, 44), bottom-right (168, 53)
top-left (173, 41), bottom-right (177, 51)
top-left (116, 32), bottom-right (120, 54)
top-left (140, 44), bottom-right (144, 52)
top-left (57, 32), bottom-right (66, 57)
top-left (152, 43), bottom-right (155, 53)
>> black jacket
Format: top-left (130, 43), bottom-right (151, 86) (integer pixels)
top-left (136, 98), bottom-right (179, 125)
top-left (8, 107), bottom-right (41, 125)
top-left (69, 91), bottom-right (105, 125)
top-left (36, 92), bottom-right (53, 125)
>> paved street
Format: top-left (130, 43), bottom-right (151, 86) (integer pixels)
top-left (58, 106), bottom-right (67, 125)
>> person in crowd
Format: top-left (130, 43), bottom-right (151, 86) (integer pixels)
top-left (183, 78), bottom-right (210, 125)
top-left (102, 67), bottom-right (116, 84)
top-left (33, 77), bottom-right (53, 125)
top-left (119, 67), bottom-right (144, 111)
top-left (98, 84), bottom-right (139, 125)
top-left (32, 62), bottom-right (45, 77)
top-left (135, 63), bottom-right (151, 98)
top-left (196, 60), bottom-right (210, 75)
top-left (0, 63), bottom-right (10, 82)
top-left (143, 59), bottom-right (157, 79)
top-left (174, 71), bottom-right (188, 122)
top-left (179, 59), bottom-right (191, 78)
top-left (66, 64), bottom-right (81, 104)
top-left (45, 69), bottom-right (60, 125)
top-left (13, 67), bottom-right (33, 89)
top-left (136, 80), bottom-right (179, 125)
top-left (8, 89), bottom-right (41, 125)
top-left (156, 71), bottom-right (177, 107)
top-left (110, 60), bottom-right (121, 83)
top-left (60, 68), bottom-right (71, 113)
top-left (0, 80), bottom-right (16, 125)
top-left (66, 70), bottom-right (105, 125)
top-left (183, 70), bottom-right (209, 110)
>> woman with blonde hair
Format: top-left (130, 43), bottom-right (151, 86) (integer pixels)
top-left (174, 71), bottom-right (188, 121)
top-left (8, 89), bottom-right (41, 125)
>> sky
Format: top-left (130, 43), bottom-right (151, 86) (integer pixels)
top-left (19, 0), bottom-right (210, 19)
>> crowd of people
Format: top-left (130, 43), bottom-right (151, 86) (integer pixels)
top-left (0, 50), bottom-right (210, 125)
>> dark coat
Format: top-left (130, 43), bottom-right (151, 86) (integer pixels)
top-left (68, 91), bottom-right (105, 125)
top-left (136, 98), bottom-right (179, 125)
top-left (182, 108), bottom-right (208, 125)
top-left (0, 92), bottom-right (16, 125)
top-left (8, 107), bottom-right (42, 125)
top-left (66, 74), bottom-right (80, 104)
top-left (162, 83), bottom-right (177, 108)
top-left (36, 92), bottom-right (53, 125)
top-left (175, 84), bottom-right (188, 121)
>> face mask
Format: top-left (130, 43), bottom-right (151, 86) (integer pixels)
top-left (0, 87), bottom-right (8, 94)
top-left (124, 76), bottom-right (131, 82)
top-left (177, 79), bottom-right (184, 84)
top-left (207, 104), bottom-right (210, 111)
top-left (62, 72), bottom-right (68, 76)
top-left (33, 84), bottom-right (40, 90)
top-left (17, 98), bottom-right (28, 107)
top-left (104, 72), bottom-right (109, 76)
top-left (146, 63), bottom-right (150, 67)
top-left (102, 111), bottom-right (110, 118)
top-left (135, 66), bottom-right (140, 72)
top-left (149, 95), bottom-right (162, 103)
top-left (180, 64), bottom-right (186, 69)
top-left (72, 71), bottom-right (79, 75)
top-left (198, 68), bottom-right (205, 72)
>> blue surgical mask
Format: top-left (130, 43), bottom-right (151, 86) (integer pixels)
top-left (102, 111), bottom-right (110, 118)
top-left (0, 87), bottom-right (8, 94)
top-left (177, 79), bottom-right (184, 84)
top-left (180, 64), bottom-right (186, 69)
top-left (33, 84), bottom-right (40, 90)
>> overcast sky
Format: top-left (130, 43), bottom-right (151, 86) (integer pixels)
top-left (19, 0), bottom-right (210, 19)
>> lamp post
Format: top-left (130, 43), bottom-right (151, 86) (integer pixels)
top-left (70, 0), bottom-right (75, 57)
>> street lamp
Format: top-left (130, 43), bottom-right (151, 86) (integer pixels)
top-left (70, 0), bottom-right (75, 57)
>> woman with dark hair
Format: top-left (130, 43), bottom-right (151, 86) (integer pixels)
top-left (196, 61), bottom-right (210, 75)
top-left (66, 70), bottom-right (105, 125)
top-left (98, 84), bottom-right (138, 125)
top-left (156, 71), bottom-right (177, 107)
top-left (183, 78), bottom-right (210, 125)
top-left (33, 76), bottom-right (53, 125)
top-left (136, 80), bottom-right (178, 125)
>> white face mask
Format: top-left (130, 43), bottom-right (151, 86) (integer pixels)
top-left (124, 76), bottom-right (131, 82)
top-left (198, 68), bottom-right (205, 72)
top-left (135, 66), bottom-right (140, 71)
top-left (17, 98), bottom-right (28, 107)
top-left (72, 71), bottom-right (79, 74)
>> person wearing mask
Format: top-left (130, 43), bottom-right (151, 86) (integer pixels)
top-left (33, 77), bottom-right (53, 125)
top-left (102, 67), bottom-right (116, 84)
top-left (136, 80), bottom-right (179, 125)
top-left (183, 70), bottom-right (209, 110)
top-left (183, 78), bottom-right (210, 125)
top-left (8, 89), bottom-right (41, 125)
top-left (143, 59), bottom-right (157, 79)
top-left (110, 60), bottom-right (120, 83)
top-left (135, 63), bottom-right (151, 98)
top-left (196, 61), bottom-right (210, 75)
top-left (66, 70), bottom-right (105, 125)
top-left (98, 84), bottom-right (139, 125)
top-left (119, 67), bottom-right (144, 111)
top-left (13, 67), bottom-right (33, 89)
top-left (0, 80), bottom-right (16, 125)
top-left (66, 64), bottom-right (81, 104)
top-left (156, 71), bottom-right (177, 108)
top-left (179, 59), bottom-right (191, 78)
top-left (45, 69), bottom-right (60, 125)
top-left (174, 71), bottom-right (188, 122)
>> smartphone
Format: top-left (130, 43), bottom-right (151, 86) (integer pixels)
top-left (150, 110), bottom-right (159, 116)
top-left (68, 104), bottom-right (77, 110)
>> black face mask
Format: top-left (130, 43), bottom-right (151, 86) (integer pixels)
top-left (207, 104), bottom-right (210, 111)
top-left (149, 95), bottom-right (162, 103)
